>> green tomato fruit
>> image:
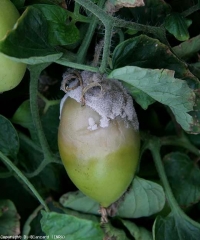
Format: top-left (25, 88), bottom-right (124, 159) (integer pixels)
top-left (0, 0), bottom-right (26, 93)
top-left (58, 71), bottom-right (140, 207)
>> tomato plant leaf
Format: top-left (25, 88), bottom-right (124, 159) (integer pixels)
top-left (0, 199), bottom-right (20, 235)
top-left (104, 223), bottom-right (130, 240)
top-left (112, 35), bottom-right (199, 109)
top-left (121, 220), bottom-right (152, 240)
top-left (112, 35), bottom-right (200, 89)
top-left (59, 191), bottom-right (99, 215)
top-left (164, 13), bottom-right (192, 41)
top-left (173, 35), bottom-right (200, 59)
top-left (33, 4), bottom-right (80, 46)
top-left (109, 66), bottom-right (196, 132)
top-left (12, 100), bottom-right (38, 143)
top-left (163, 152), bottom-right (200, 207)
top-left (23, 201), bottom-right (101, 237)
top-left (19, 136), bottom-right (64, 193)
top-left (125, 0), bottom-right (171, 25)
top-left (41, 211), bottom-right (104, 240)
top-left (59, 176), bottom-right (165, 218)
top-left (122, 82), bottom-right (155, 110)
top-left (0, 6), bottom-right (62, 64)
top-left (117, 177), bottom-right (165, 218)
top-left (153, 213), bottom-right (200, 240)
top-left (0, 115), bottom-right (19, 158)
top-left (12, 98), bottom-right (61, 152)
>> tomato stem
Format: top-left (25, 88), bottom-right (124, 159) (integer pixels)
top-left (0, 151), bottom-right (50, 212)
top-left (29, 64), bottom-right (53, 160)
top-left (148, 139), bottom-right (179, 213)
top-left (77, 0), bottom-right (106, 64)
top-left (75, 0), bottom-right (169, 73)
top-left (182, 3), bottom-right (200, 17)
top-left (55, 59), bottom-right (99, 72)
top-left (149, 138), bottom-right (200, 229)
top-left (161, 134), bottom-right (200, 156)
top-left (27, 65), bottom-right (62, 178)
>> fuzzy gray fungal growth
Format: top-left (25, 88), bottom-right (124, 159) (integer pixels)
top-left (60, 71), bottom-right (139, 130)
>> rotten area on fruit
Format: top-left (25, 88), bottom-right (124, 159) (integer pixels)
top-left (58, 69), bottom-right (140, 225)
top-left (60, 70), bottom-right (103, 107)
top-left (60, 69), bottom-right (139, 130)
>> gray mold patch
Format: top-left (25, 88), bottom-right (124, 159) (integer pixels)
top-left (60, 71), bottom-right (139, 130)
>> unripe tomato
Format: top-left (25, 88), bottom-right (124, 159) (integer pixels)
top-left (58, 72), bottom-right (140, 207)
top-left (0, 0), bottom-right (26, 92)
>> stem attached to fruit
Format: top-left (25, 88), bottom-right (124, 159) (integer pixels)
top-left (99, 206), bottom-right (109, 225)
top-left (75, 0), bottom-right (169, 72)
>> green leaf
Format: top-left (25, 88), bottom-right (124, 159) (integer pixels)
top-left (173, 34), bottom-right (200, 59)
top-left (109, 66), bottom-right (195, 132)
top-left (12, 99), bottom-right (60, 152)
top-left (0, 6), bottom-right (62, 64)
top-left (33, 4), bottom-right (80, 46)
top-left (112, 35), bottom-right (200, 109)
top-left (19, 138), bottom-right (63, 193)
top-left (41, 211), bottom-right (104, 240)
top-left (0, 199), bottom-right (20, 235)
top-left (0, 115), bottom-right (19, 158)
top-left (121, 219), bottom-right (153, 240)
top-left (52, 201), bottom-right (100, 223)
top-left (112, 35), bottom-right (184, 74)
top-left (12, 100), bottom-right (38, 143)
top-left (117, 177), bottom-right (165, 218)
top-left (122, 82), bottom-right (155, 110)
top-left (164, 13), bottom-right (192, 41)
top-left (0, 4), bottom-right (80, 64)
top-left (12, 100), bottom-right (32, 128)
top-left (59, 191), bottom-right (99, 215)
top-left (22, 205), bottom-right (45, 237)
top-left (153, 213), bottom-right (200, 240)
top-left (22, 201), bottom-right (100, 237)
top-left (60, 176), bottom-right (165, 218)
top-left (112, 35), bottom-right (199, 88)
top-left (104, 223), bottom-right (129, 240)
top-left (164, 152), bottom-right (200, 207)
top-left (126, 0), bottom-right (171, 25)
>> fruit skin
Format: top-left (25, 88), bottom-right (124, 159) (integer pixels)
top-left (0, 0), bottom-right (26, 92)
top-left (58, 97), bottom-right (140, 207)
